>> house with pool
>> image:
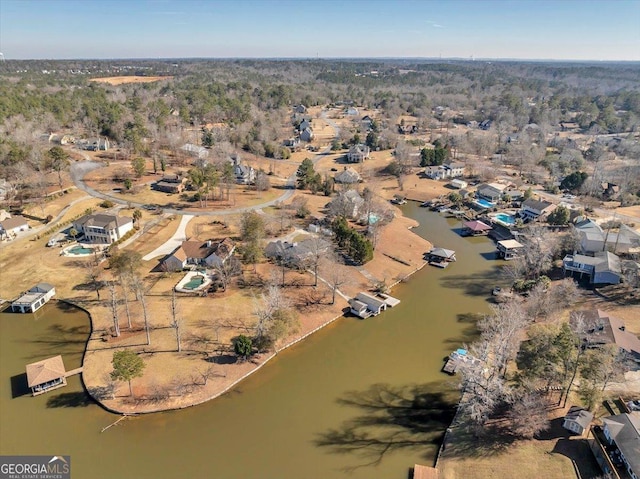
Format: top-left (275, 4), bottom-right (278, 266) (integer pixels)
top-left (161, 238), bottom-right (235, 272)
top-left (520, 198), bottom-right (556, 222)
top-left (72, 213), bottom-right (133, 244)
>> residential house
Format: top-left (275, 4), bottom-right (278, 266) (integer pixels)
top-left (449, 179), bottom-right (468, 189)
top-left (476, 183), bottom-right (506, 203)
top-left (298, 119), bottom-right (312, 131)
top-left (424, 165), bottom-right (446, 180)
top-left (0, 215), bottom-right (29, 238)
top-left (345, 107), bottom-right (359, 116)
top-left (361, 115), bottom-right (373, 130)
top-left (560, 121), bottom-right (580, 131)
top-left (153, 174), bottom-right (186, 193)
top-left (73, 213), bottom-right (134, 244)
top-left (26, 355), bottom-right (67, 396)
top-left (264, 238), bottom-right (331, 268)
top-left (334, 167), bottom-right (361, 185)
top-left (520, 198), bottom-right (556, 222)
top-left (497, 239), bottom-right (524, 260)
top-left (398, 124), bottom-right (418, 134)
top-left (80, 137), bottom-right (110, 151)
top-left (563, 251), bottom-right (622, 285)
top-left (12, 283), bottom-right (56, 314)
top-left (347, 144), bottom-right (370, 163)
top-left (349, 292), bottom-right (387, 318)
top-left (293, 104), bottom-right (307, 114)
top-left (563, 406), bottom-right (593, 435)
top-left (599, 413), bottom-right (640, 479)
top-left (300, 128), bottom-right (314, 142)
top-left (161, 238), bottom-right (235, 272)
top-left (328, 189), bottom-right (365, 218)
top-left (575, 219), bottom-right (640, 254)
top-left (181, 143), bottom-right (209, 160)
top-left (230, 154), bottom-right (255, 184)
top-left (283, 137), bottom-right (301, 151)
top-left (570, 309), bottom-right (640, 361)
top-left (479, 119), bottom-right (492, 130)
top-left (444, 161), bottom-right (465, 178)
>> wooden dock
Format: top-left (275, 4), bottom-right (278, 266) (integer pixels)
top-left (65, 367), bottom-right (83, 378)
top-left (413, 464), bottom-right (439, 479)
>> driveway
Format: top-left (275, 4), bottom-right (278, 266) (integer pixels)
top-left (142, 214), bottom-right (193, 261)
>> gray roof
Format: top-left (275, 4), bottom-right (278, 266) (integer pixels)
top-left (602, 413), bottom-right (640, 474)
top-left (75, 213), bottom-right (133, 230)
top-left (30, 283), bottom-right (55, 293)
top-left (565, 406), bottom-right (593, 429)
top-left (428, 248), bottom-right (456, 259)
top-left (522, 198), bottom-right (553, 212)
top-left (334, 167), bottom-right (361, 184)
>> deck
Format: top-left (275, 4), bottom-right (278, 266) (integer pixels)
top-left (378, 293), bottom-right (401, 307)
top-left (413, 464), bottom-right (439, 479)
top-left (65, 367), bottom-right (83, 378)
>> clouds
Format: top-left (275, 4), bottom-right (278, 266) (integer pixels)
top-left (427, 20), bottom-right (444, 28)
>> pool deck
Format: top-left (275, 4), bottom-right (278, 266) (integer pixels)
top-left (175, 271), bottom-right (212, 293)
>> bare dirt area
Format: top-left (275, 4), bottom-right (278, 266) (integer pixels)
top-left (88, 76), bottom-right (172, 85)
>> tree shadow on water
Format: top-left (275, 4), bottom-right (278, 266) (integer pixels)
top-left (46, 391), bottom-right (95, 408)
top-left (314, 382), bottom-right (458, 472)
top-left (439, 266), bottom-right (504, 296)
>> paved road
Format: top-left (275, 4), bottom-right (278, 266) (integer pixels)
top-left (70, 114), bottom-right (339, 217)
top-left (142, 214), bottom-right (193, 261)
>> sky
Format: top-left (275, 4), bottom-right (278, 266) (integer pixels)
top-left (1, 0), bottom-right (639, 61)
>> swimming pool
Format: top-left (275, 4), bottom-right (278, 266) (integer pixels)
top-left (474, 198), bottom-right (495, 209)
top-left (494, 213), bottom-right (516, 225)
top-left (66, 245), bottom-right (95, 255)
top-left (183, 275), bottom-right (205, 290)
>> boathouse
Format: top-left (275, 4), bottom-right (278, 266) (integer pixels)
top-left (11, 283), bottom-right (56, 313)
top-left (462, 220), bottom-right (492, 236)
top-left (349, 292), bottom-right (388, 319)
top-left (426, 248), bottom-right (456, 267)
top-left (496, 239), bottom-right (524, 260)
top-left (26, 355), bottom-right (67, 396)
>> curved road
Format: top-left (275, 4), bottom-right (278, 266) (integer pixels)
top-left (70, 112), bottom-right (339, 217)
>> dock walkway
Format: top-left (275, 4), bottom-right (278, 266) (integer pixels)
top-left (65, 367), bottom-right (83, 378)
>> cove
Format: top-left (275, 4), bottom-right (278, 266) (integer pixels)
top-left (0, 206), bottom-right (503, 478)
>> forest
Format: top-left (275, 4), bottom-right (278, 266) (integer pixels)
top-left (1, 58), bottom-right (639, 206)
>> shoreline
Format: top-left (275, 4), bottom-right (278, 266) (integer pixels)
top-left (81, 212), bottom-right (432, 415)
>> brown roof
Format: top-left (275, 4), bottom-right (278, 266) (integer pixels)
top-left (26, 355), bottom-right (66, 387)
top-left (463, 220), bottom-right (492, 232)
top-left (181, 240), bottom-right (212, 260)
top-left (172, 238), bottom-right (235, 262)
top-left (571, 309), bottom-right (640, 356)
top-left (0, 215), bottom-right (28, 230)
top-left (413, 464), bottom-right (439, 479)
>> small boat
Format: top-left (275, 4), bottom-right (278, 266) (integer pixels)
top-left (420, 201), bottom-right (432, 208)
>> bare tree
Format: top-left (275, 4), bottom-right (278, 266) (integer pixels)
top-left (506, 391), bottom-right (550, 439)
top-left (170, 289), bottom-right (182, 352)
top-left (108, 282), bottom-right (120, 337)
top-left (212, 257), bottom-right (242, 292)
top-left (323, 255), bottom-right (350, 304)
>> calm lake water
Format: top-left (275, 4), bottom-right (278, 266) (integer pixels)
top-left (0, 206), bottom-right (505, 478)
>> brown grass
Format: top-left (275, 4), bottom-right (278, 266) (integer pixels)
top-left (88, 76), bottom-right (172, 85)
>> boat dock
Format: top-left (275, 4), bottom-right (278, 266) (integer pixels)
top-left (442, 348), bottom-right (481, 375)
top-left (65, 367), bottom-right (83, 378)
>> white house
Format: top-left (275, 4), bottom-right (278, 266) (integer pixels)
top-left (73, 214), bottom-right (133, 244)
top-left (347, 144), bottom-right (370, 163)
top-left (12, 283), bottom-right (56, 313)
top-left (349, 292), bottom-right (387, 318)
top-left (520, 198), bottom-right (556, 221)
top-left (575, 219), bottom-right (640, 254)
top-left (0, 215), bottom-right (29, 238)
top-left (449, 179), bottom-right (468, 189)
